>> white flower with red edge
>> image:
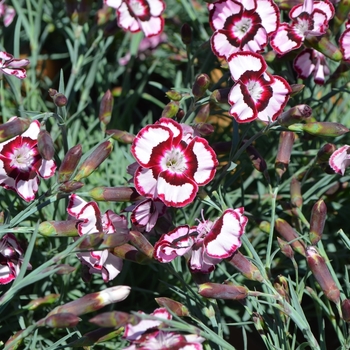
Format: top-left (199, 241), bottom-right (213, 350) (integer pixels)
top-left (339, 28), bottom-right (350, 62)
top-left (131, 118), bottom-right (218, 208)
top-left (68, 194), bottom-right (128, 282)
top-left (227, 52), bottom-right (291, 123)
top-left (209, 0), bottom-right (280, 59)
top-left (293, 48), bottom-right (330, 85)
top-left (0, 51), bottom-right (29, 79)
top-left (270, 0), bottom-right (334, 55)
top-left (105, 0), bottom-right (165, 38)
top-left (0, 118), bottom-right (56, 201)
top-left (329, 145), bottom-right (350, 175)
top-left (0, 1), bottom-right (15, 27)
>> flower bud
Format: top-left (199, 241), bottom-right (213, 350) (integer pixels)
top-left (41, 313), bottom-right (81, 328)
top-left (198, 282), bottom-right (248, 300)
top-left (58, 144), bottom-right (83, 183)
top-left (227, 250), bottom-right (264, 282)
top-left (37, 130), bottom-right (55, 160)
top-left (194, 122), bottom-right (214, 136)
top-left (161, 101), bottom-right (179, 119)
top-left (288, 122), bottom-right (349, 137)
top-left (275, 218), bottom-right (306, 256)
top-left (210, 87), bottom-right (230, 105)
top-left (58, 180), bottom-right (84, 193)
top-left (342, 299), bottom-right (350, 322)
top-left (113, 243), bottom-right (152, 264)
top-left (38, 220), bottom-right (79, 237)
top-left (306, 34), bottom-right (343, 61)
top-left (245, 144), bottom-right (267, 173)
top-left (275, 131), bottom-right (295, 181)
top-left (24, 294), bottom-right (60, 310)
top-left (252, 313), bottom-right (267, 334)
top-left (194, 103), bottom-right (210, 123)
top-left (277, 104), bottom-right (312, 126)
top-left (129, 230), bottom-right (154, 259)
top-left (290, 177), bottom-right (302, 210)
top-left (333, 0), bottom-right (350, 34)
top-left (99, 90), bottom-right (113, 129)
top-left (106, 129), bottom-right (135, 144)
top-left (176, 108), bottom-right (185, 121)
top-left (309, 199), bottom-right (327, 245)
top-left (259, 221), bottom-right (271, 234)
top-left (306, 246), bottom-right (340, 304)
top-left (88, 186), bottom-right (142, 202)
top-left (290, 84), bottom-right (305, 96)
top-left (181, 23), bottom-right (192, 45)
top-left (49, 89), bottom-right (68, 107)
top-left (48, 88), bottom-right (58, 97)
top-left (277, 237), bottom-right (294, 259)
top-left (166, 90), bottom-right (182, 101)
top-left (274, 275), bottom-right (290, 303)
top-left (0, 117), bottom-right (31, 142)
top-left (74, 141), bottom-right (113, 181)
top-left (155, 297), bottom-right (190, 317)
top-left (317, 143), bottom-right (336, 164)
top-left (192, 74), bottom-right (210, 98)
top-left (77, 232), bottom-right (130, 250)
top-left (48, 285), bottom-right (131, 317)
top-left (89, 311), bottom-right (133, 328)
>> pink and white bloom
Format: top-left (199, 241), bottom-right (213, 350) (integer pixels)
top-left (0, 233), bottom-right (29, 284)
top-left (209, 0), bottom-right (279, 59)
top-left (0, 51), bottom-right (29, 79)
top-left (154, 208), bottom-right (248, 273)
top-left (293, 48), bottom-right (330, 85)
top-left (105, 0), bottom-right (166, 37)
top-left (270, 0), bottom-right (334, 55)
top-left (131, 118), bottom-right (218, 208)
top-left (0, 0), bottom-right (15, 27)
top-left (227, 52), bottom-right (291, 123)
top-left (339, 28), bottom-right (350, 62)
top-left (68, 194), bottom-right (129, 282)
top-left (0, 119), bottom-right (56, 201)
top-left (329, 145), bottom-right (350, 175)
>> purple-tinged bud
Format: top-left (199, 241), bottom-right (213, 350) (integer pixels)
top-left (194, 122), bottom-right (214, 136)
top-left (194, 103), bottom-right (210, 123)
top-left (40, 313), bottom-right (81, 328)
top-left (166, 90), bottom-right (182, 101)
top-left (4, 329), bottom-right (25, 349)
top-left (309, 200), bottom-right (327, 245)
top-left (48, 88), bottom-right (58, 97)
top-left (342, 299), bottom-right (350, 322)
top-left (38, 220), bottom-right (79, 237)
top-left (290, 84), bottom-right (305, 96)
top-left (53, 93), bottom-right (68, 107)
top-left (155, 297), bottom-right (190, 317)
top-left (275, 131), bottom-right (295, 181)
top-left (113, 243), bottom-right (152, 264)
top-left (77, 232), bottom-right (130, 250)
top-left (89, 311), bottom-right (134, 328)
top-left (198, 282), bottom-right (248, 300)
top-left (88, 186), bottom-right (142, 202)
top-left (288, 122), bottom-right (349, 137)
top-left (210, 87), bottom-right (230, 105)
top-left (74, 141), bottom-right (113, 181)
top-left (278, 105), bottom-right (312, 126)
top-left (306, 35), bottom-right (343, 61)
top-left (0, 117), bottom-right (31, 143)
top-left (58, 181), bottom-right (84, 193)
top-left (24, 294), bottom-right (60, 310)
top-left (275, 218), bottom-right (306, 256)
top-left (176, 108), bottom-right (185, 121)
top-left (333, 0), bottom-right (350, 34)
top-left (181, 23), bottom-right (192, 45)
top-left (106, 129), bottom-right (135, 144)
top-left (259, 220), bottom-right (271, 234)
top-left (192, 74), bottom-right (210, 98)
top-left (129, 230), bottom-right (154, 259)
top-left (277, 237), bottom-right (294, 259)
top-left (161, 101), bottom-right (179, 119)
top-left (274, 275), bottom-right (290, 303)
top-left (48, 285), bottom-right (130, 317)
top-left (99, 90), bottom-right (113, 128)
top-left (58, 144), bottom-right (83, 183)
top-left (227, 251), bottom-right (264, 282)
top-left (306, 246), bottom-right (340, 304)
top-left (37, 130), bottom-right (55, 160)
top-left (290, 177), bottom-right (302, 210)
top-left (245, 144), bottom-right (267, 173)
top-left (317, 143), bottom-right (336, 164)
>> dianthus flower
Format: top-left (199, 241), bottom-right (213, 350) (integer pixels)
top-left (0, 51), bottom-right (29, 79)
top-left (154, 208), bottom-right (247, 273)
top-left (0, 0), bottom-right (15, 27)
top-left (67, 194), bottom-right (129, 282)
top-left (105, 0), bottom-right (166, 37)
top-left (131, 118), bottom-right (218, 208)
top-left (0, 118), bottom-right (56, 201)
top-left (329, 145), bottom-right (350, 175)
top-left (339, 22), bottom-right (350, 62)
top-left (270, 0), bottom-right (334, 55)
top-left (209, 0), bottom-right (279, 59)
top-left (227, 52), bottom-right (291, 123)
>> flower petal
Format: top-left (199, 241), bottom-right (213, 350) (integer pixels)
top-left (329, 145), bottom-right (350, 175)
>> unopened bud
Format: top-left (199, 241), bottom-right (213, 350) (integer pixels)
top-left (227, 251), bottom-right (264, 282)
top-left (288, 122), bottom-right (349, 137)
top-left (245, 144), bottom-right (267, 173)
top-left (24, 294), bottom-right (60, 310)
top-left (41, 313), bottom-right (80, 328)
top-left (194, 103), bottom-right (210, 123)
top-left (48, 285), bottom-right (131, 317)
top-left (77, 232), bottom-right (130, 250)
top-left (274, 275), bottom-right (290, 303)
top-left (166, 90), bottom-right (182, 101)
top-left (89, 311), bottom-right (133, 328)
top-left (181, 23), bottom-right (192, 45)
top-left (74, 141), bottom-right (113, 181)
top-left (49, 89), bottom-right (68, 107)
top-left (252, 313), bottom-right (267, 333)
top-left (290, 177), bottom-right (302, 210)
top-left (48, 88), bottom-right (58, 97)
top-left (106, 129), bottom-right (135, 144)
top-left (306, 35), bottom-right (343, 61)
top-left (333, 0), bottom-right (350, 34)
top-left (317, 143), bottom-right (336, 164)
top-left (58, 180), bottom-right (84, 193)
top-left (275, 131), bottom-right (295, 181)
top-left (0, 117), bottom-right (31, 142)
top-left (306, 246), bottom-right (340, 304)
top-left (275, 218), bottom-right (306, 256)
top-left (342, 299), bottom-right (350, 322)
top-left (38, 220), bottom-right (79, 237)
top-left (309, 199), bottom-right (327, 245)
top-left (155, 297), bottom-right (190, 317)
top-left (99, 90), bottom-right (113, 128)
top-left (259, 221), bottom-right (271, 234)
top-left (198, 282), bottom-right (248, 300)
top-left (210, 87), bottom-right (230, 105)
top-left (194, 122), bottom-right (214, 136)
top-left (129, 230), bottom-right (154, 259)
top-left (192, 74), bottom-right (210, 98)
top-left (176, 108), bottom-right (185, 121)
top-left (161, 101), bottom-right (179, 118)
top-left (88, 186), bottom-right (142, 202)
top-left (37, 130), bottom-right (55, 160)
top-left (113, 243), bottom-right (152, 264)
top-left (278, 105), bottom-right (312, 126)
top-left (58, 144), bottom-right (83, 183)
top-left (290, 84), bottom-right (305, 96)
top-left (277, 237), bottom-right (294, 259)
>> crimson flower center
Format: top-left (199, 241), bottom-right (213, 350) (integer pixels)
top-left (162, 147), bottom-right (186, 173)
top-left (10, 144), bottom-right (34, 171)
